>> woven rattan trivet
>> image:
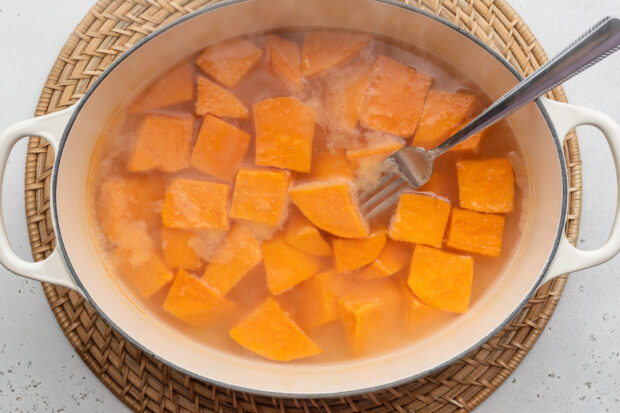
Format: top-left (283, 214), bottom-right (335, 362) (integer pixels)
top-left (24, 0), bottom-right (582, 411)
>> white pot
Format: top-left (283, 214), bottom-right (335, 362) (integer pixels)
top-left (1, 0), bottom-right (619, 398)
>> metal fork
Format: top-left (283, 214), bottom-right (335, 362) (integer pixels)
top-left (360, 16), bottom-right (620, 219)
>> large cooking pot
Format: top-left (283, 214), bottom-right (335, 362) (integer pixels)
top-left (1, 0), bottom-right (619, 397)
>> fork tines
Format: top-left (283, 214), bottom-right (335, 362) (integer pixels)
top-left (360, 173), bottom-right (410, 219)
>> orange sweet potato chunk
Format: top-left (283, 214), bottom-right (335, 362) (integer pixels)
top-left (389, 193), bottom-right (451, 248)
top-left (401, 284), bottom-right (434, 328)
top-left (98, 178), bottom-right (164, 242)
top-left (457, 158), bottom-right (514, 213)
top-left (265, 35), bottom-right (303, 93)
top-left (408, 245), bottom-right (473, 314)
top-left (128, 115), bottom-right (193, 172)
top-left (195, 76), bottom-right (249, 118)
top-left (309, 150), bottom-right (353, 180)
top-left (411, 90), bottom-right (476, 149)
top-left (345, 136), bottom-right (404, 173)
top-left (190, 115), bottom-right (250, 182)
top-left (323, 64), bottom-right (371, 130)
top-left (160, 228), bottom-right (203, 270)
top-left (301, 31), bottom-right (371, 76)
top-left (447, 208), bottom-right (505, 257)
top-left (357, 240), bottom-right (411, 279)
top-left (230, 297), bottom-right (322, 361)
top-left (289, 181), bottom-right (369, 238)
top-left (338, 279), bottom-right (402, 355)
top-left (285, 211), bottom-right (332, 256)
top-left (294, 270), bottom-right (346, 329)
top-left (163, 269), bottom-right (230, 325)
top-left (359, 55), bottom-right (432, 137)
top-left (162, 178), bottom-right (230, 230)
top-left (196, 38), bottom-right (263, 88)
top-left (253, 97), bottom-right (315, 172)
top-left (262, 235), bottom-right (323, 295)
top-left (114, 223), bottom-right (174, 297)
top-left (449, 119), bottom-right (486, 153)
top-left (230, 168), bottom-right (290, 227)
top-left (202, 223), bottom-right (262, 295)
top-left (333, 230), bottom-right (387, 273)
top-left (129, 62), bottom-right (193, 113)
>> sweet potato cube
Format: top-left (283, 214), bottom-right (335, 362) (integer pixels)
top-left (160, 228), bottom-right (203, 270)
top-left (262, 236), bottom-right (323, 295)
top-left (447, 208), bottom-right (505, 257)
top-left (230, 297), bottom-right (322, 361)
top-left (162, 178), bottom-right (230, 230)
top-left (359, 55), bottom-right (432, 137)
top-left (389, 193), bottom-right (451, 248)
top-left (114, 223), bottom-right (174, 297)
top-left (288, 270), bottom-right (346, 330)
top-left (289, 181), bottom-right (369, 238)
top-left (345, 136), bottom-right (404, 172)
top-left (402, 284), bottom-right (434, 328)
top-left (195, 76), bottom-right (249, 119)
top-left (333, 230), bottom-right (387, 273)
top-left (98, 178), bottom-right (164, 242)
top-left (309, 150), bottom-right (353, 180)
top-left (129, 62), bottom-right (193, 113)
top-left (457, 158), bottom-right (514, 213)
top-left (163, 269), bottom-right (230, 325)
top-left (254, 97), bottom-right (315, 172)
top-left (449, 119), bottom-right (486, 153)
top-left (202, 223), bottom-right (262, 295)
top-left (411, 91), bottom-right (476, 149)
top-left (190, 115), bottom-right (250, 182)
top-left (338, 279), bottom-right (401, 355)
top-left (128, 115), bottom-right (193, 172)
top-left (324, 65), bottom-right (370, 130)
top-left (196, 38), bottom-right (263, 88)
top-left (230, 168), bottom-right (290, 227)
top-left (301, 31), bottom-right (371, 76)
top-left (408, 245), bottom-right (473, 314)
top-left (357, 240), bottom-right (411, 279)
top-left (266, 35), bottom-right (303, 92)
top-left (285, 211), bottom-right (332, 256)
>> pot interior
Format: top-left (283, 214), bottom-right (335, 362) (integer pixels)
top-left (54, 0), bottom-right (566, 396)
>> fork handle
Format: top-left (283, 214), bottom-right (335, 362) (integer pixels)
top-left (430, 16), bottom-right (620, 157)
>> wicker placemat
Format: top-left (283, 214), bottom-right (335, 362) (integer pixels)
top-left (24, 0), bottom-right (582, 411)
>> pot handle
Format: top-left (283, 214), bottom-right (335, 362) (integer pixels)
top-left (0, 107), bottom-right (80, 291)
top-left (543, 98), bottom-right (620, 281)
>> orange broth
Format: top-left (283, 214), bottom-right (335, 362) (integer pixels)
top-left (87, 29), bottom-right (529, 363)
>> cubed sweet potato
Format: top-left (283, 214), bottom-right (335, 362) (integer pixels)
top-left (161, 178), bottom-right (230, 230)
top-left (160, 228), bottom-right (203, 270)
top-left (338, 278), bottom-right (402, 355)
top-left (202, 223), bottom-right (262, 295)
top-left (401, 283), bottom-right (433, 328)
top-left (129, 62), bottom-right (194, 113)
top-left (411, 90), bottom-right (476, 149)
top-left (291, 270), bottom-right (346, 330)
top-left (190, 115), bottom-right (250, 182)
top-left (195, 76), bottom-right (249, 118)
top-left (449, 119), bottom-right (486, 153)
top-left (309, 150), bottom-right (353, 180)
top-left (196, 38), bottom-right (263, 88)
top-left (332, 230), bottom-right (387, 273)
top-left (389, 193), bottom-right (451, 248)
top-left (229, 168), bottom-right (290, 227)
top-left (357, 240), bottom-right (411, 279)
top-left (163, 268), bottom-right (231, 325)
top-left (229, 297), bottom-right (322, 361)
top-left (446, 208), bottom-right (505, 256)
top-left (98, 178), bottom-right (164, 242)
top-left (265, 35), bottom-right (303, 93)
top-left (262, 235), bottom-right (323, 295)
top-left (323, 64), bottom-right (370, 130)
top-left (345, 136), bottom-right (404, 173)
top-left (253, 97), bottom-right (315, 172)
top-left (457, 158), bottom-right (514, 213)
top-left (128, 114), bottom-right (193, 172)
top-left (285, 211), bottom-right (332, 256)
top-left (289, 180), bottom-right (369, 238)
top-left (408, 245), bottom-right (473, 314)
top-left (359, 55), bottom-right (432, 137)
top-left (301, 31), bottom-right (371, 76)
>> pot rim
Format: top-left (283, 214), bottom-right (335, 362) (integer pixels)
top-left (50, 0), bottom-right (568, 398)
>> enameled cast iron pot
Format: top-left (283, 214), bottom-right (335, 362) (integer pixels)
top-left (1, 0), bottom-right (619, 397)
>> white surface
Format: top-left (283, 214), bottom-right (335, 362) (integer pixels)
top-left (0, 0), bottom-right (618, 411)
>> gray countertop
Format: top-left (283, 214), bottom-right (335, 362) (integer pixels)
top-left (1, 0), bottom-right (619, 411)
